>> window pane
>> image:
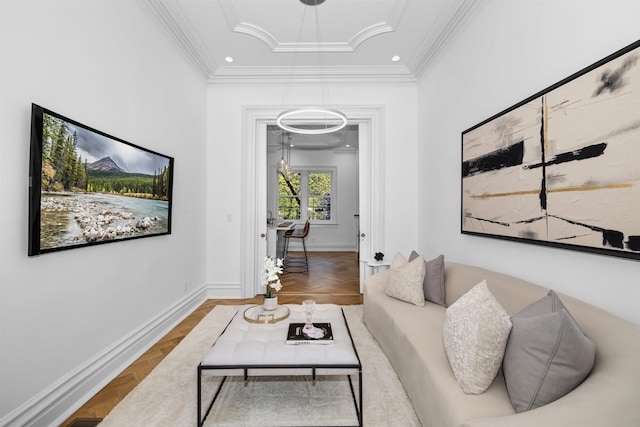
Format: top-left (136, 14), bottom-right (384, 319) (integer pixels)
top-left (278, 173), bottom-right (301, 220)
top-left (308, 172), bottom-right (331, 220)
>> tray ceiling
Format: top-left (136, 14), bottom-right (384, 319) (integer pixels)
top-left (141, 0), bottom-right (482, 83)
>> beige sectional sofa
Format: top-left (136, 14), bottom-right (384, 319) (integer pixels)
top-left (363, 261), bottom-right (640, 427)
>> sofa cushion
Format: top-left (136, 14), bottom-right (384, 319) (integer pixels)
top-left (503, 290), bottom-right (596, 412)
top-left (386, 252), bottom-right (426, 306)
top-left (409, 251), bottom-right (446, 306)
top-left (443, 280), bottom-right (512, 394)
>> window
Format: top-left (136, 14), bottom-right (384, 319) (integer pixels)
top-left (278, 172), bottom-right (301, 220)
top-left (277, 168), bottom-right (335, 223)
top-left (308, 172), bottom-right (332, 220)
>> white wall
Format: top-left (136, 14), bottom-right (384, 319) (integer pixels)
top-left (0, 0), bottom-right (207, 423)
top-left (206, 83), bottom-right (418, 291)
top-left (417, 0), bottom-right (640, 325)
top-left (266, 147), bottom-right (359, 251)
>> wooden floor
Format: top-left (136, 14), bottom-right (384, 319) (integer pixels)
top-left (62, 251), bottom-right (361, 426)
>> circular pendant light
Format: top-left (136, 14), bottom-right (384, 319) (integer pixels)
top-left (277, 107), bottom-right (347, 135)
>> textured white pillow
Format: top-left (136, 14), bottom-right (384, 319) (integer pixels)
top-left (386, 252), bottom-right (426, 306)
top-left (443, 280), bottom-right (512, 394)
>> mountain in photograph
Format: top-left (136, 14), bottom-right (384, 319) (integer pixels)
top-left (84, 155), bottom-right (169, 200)
top-left (87, 156), bottom-right (126, 173)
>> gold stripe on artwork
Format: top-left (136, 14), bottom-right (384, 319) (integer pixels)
top-left (470, 183), bottom-right (633, 199)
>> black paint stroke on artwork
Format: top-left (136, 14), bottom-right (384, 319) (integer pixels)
top-left (539, 98), bottom-right (547, 211)
top-left (462, 140), bottom-right (524, 178)
top-left (556, 233), bottom-right (592, 241)
top-left (525, 142), bottom-right (608, 169)
top-left (593, 55), bottom-right (638, 96)
top-left (627, 236), bottom-right (640, 251)
top-left (514, 216), bottom-right (546, 224)
top-left (548, 214), bottom-right (638, 251)
top-left (463, 214), bottom-right (510, 227)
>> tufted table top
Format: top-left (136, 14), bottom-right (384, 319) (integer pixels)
top-left (200, 304), bottom-right (360, 376)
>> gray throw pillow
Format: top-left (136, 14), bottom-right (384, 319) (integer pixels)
top-left (503, 290), bottom-right (596, 412)
top-left (409, 251), bottom-right (446, 306)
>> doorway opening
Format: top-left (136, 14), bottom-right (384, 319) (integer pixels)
top-left (241, 105), bottom-right (384, 301)
top-left (266, 125), bottom-right (360, 300)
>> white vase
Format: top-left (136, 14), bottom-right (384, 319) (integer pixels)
top-left (263, 295), bottom-right (278, 311)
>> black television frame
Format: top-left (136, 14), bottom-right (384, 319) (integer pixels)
top-left (29, 104), bottom-right (174, 256)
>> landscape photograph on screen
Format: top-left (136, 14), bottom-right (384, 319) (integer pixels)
top-left (29, 104), bottom-right (174, 255)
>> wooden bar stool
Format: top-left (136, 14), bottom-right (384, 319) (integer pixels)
top-left (283, 220), bottom-right (310, 274)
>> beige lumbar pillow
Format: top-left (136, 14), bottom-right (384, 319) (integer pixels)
top-left (386, 252), bottom-right (426, 306)
top-left (443, 280), bottom-right (512, 394)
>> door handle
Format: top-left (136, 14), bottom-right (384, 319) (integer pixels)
top-left (260, 233), bottom-right (266, 238)
top-left (361, 233), bottom-right (366, 238)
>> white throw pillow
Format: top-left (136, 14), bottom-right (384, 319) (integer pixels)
top-left (443, 280), bottom-right (512, 394)
top-left (386, 252), bottom-right (426, 306)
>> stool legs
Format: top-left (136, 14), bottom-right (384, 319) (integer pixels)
top-left (283, 237), bottom-right (309, 275)
top-left (283, 220), bottom-right (310, 275)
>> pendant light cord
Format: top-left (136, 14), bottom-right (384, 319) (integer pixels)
top-left (281, 5), bottom-right (309, 108)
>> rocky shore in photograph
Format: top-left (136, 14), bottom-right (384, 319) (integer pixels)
top-left (41, 194), bottom-right (160, 243)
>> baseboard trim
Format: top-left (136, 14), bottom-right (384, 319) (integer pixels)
top-left (206, 282), bottom-right (244, 299)
top-left (1, 287), bottom-right (208, 427)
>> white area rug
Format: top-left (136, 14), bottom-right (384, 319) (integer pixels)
top-left (98, 305), bottom-right (420, 427)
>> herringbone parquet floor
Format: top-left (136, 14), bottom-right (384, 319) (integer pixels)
top-left (62, 251), bottom-right (361, 426)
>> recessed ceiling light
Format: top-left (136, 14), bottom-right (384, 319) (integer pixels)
top-left (391, 55), bottom-right (400, 62)
top-left (224, 56), bottom-right (234, 63)
top-left (346, 144), bottom-right (350, 147)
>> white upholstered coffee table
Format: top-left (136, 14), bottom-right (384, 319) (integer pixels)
top-left (197, 303), bottom-right (362, 426)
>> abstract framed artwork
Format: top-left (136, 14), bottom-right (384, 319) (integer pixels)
top-left (29, 104), bottom-right (174, 256)
top-left (461, 40), bottom-right (640, 260)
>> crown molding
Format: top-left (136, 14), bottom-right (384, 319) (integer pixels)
top-left (410, 0), bottom-right (485, 78)
top-left (208, 65), bottom-right (417, 85)
top-left (140, 0), bottom-right (217, 79)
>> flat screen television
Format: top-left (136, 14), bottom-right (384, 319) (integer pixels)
top-left (28, 104), bottom-right (174, 256)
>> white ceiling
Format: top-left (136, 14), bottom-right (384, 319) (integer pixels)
top-left (140, 0), bottom-right (481, 149)
top-left (141, 0), bottom-right (482, 84)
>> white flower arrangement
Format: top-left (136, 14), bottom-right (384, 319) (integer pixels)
top-left (261, 256), bottom-right (284, 298)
